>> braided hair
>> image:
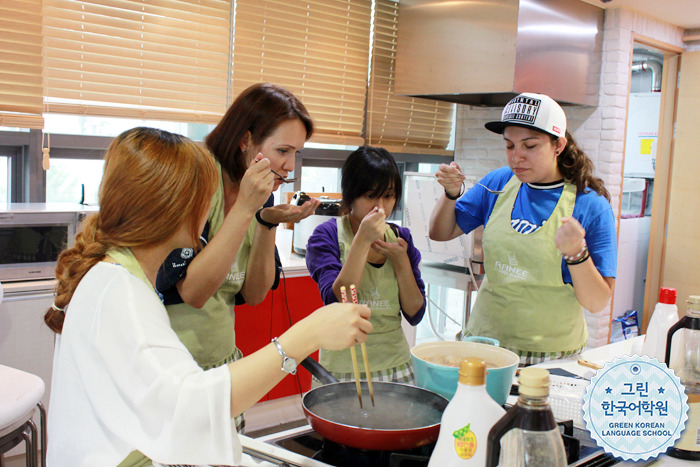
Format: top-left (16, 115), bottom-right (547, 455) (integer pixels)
top-left (45, 127), bottom-right (217, 333)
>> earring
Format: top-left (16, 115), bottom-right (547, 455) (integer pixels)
top-left (242, 148), bottom-right (247, 153)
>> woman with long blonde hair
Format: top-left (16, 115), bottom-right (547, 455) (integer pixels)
top-left (45, 127), bottom-right (371, 466)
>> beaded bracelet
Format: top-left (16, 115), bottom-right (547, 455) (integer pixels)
top-left (565, 248), bottom-right (590, 266)
top-left (255, 209), bottom-right (279, 230)
top-left (562, 239), bottom-right (587, 262)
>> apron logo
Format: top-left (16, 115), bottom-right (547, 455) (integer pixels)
top-left (226, 271), bottom-right (245, 282)
top-left (361, 299), bottom-right (391, 308)
top-left (358, 286), bottom-right (390, 307)
top-left (494, 251), bottom-right (530, 280)
top-left (181, 248), bottom-right (194, 259)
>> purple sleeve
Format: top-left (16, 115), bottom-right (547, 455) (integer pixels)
top-left (305, 220), bottom-right (427, 325)
top-left (304, 219), bottom-right (341, 305)
top-left (396, 224), bottom-right (427, 326)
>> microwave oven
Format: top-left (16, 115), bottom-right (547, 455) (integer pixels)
top-left (0, 204), bottom-right (94, 282)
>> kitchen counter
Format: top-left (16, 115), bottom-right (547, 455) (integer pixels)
top-left (276, 228), bottom-right (310, 278)
top-left (531, 335), bottom-right (645, 380)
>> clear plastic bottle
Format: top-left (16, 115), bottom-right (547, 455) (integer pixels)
top-left (641, 287), bottom-right (680, 365)
top-left (428, 357), bottom-right (506, 466)
top-left (666, 295), bottom-right (700, 460)
top-left (486, 367), bottom-right (567, 467)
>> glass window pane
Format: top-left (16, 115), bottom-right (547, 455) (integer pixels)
top-left (300, 167), bottom-right (341, 194)
top-left (418, 163), bottom-right (440, 174)
top-left (44, 115), bottom-right (214, 141)
top-left (0, 156), bottom-right (8, 203)
top-left (46, 159), bottom-right (105, 205)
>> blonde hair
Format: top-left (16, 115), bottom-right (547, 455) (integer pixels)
top-left (45, 127), bottom-right (218, 333)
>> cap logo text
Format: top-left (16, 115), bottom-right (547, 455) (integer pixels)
top-left (502, 96), bottom-right (541, 124)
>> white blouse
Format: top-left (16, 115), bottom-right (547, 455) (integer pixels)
top-left (47, 262), bottom-right (239, 466)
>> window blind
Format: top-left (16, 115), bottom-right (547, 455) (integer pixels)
top-left (0, 0), bottom-right (44, 129)
top-left (367, 0), bottom-right (453, 154)
top-left (233, 0), bottom-right (371, 145)
top-left (42, 0), bottom-right (231, 124)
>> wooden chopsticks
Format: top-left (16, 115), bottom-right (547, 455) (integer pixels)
top-left (340, 284), bottom-right (375, 408)
top-left (340, 285), bottom-right (363, 408)
top-left (350, 284), bottom-right (375, 407)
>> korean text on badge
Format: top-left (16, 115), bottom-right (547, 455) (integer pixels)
top-left (582, 355), bottom-right (688, 461)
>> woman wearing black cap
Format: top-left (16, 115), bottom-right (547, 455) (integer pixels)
top-left (429, 92), bottom-right (617, 366)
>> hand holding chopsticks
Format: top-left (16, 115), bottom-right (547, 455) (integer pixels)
top-left (340, 285), bottom-right (364, 408)
top-left (350, 284), bottom-right (375, 407)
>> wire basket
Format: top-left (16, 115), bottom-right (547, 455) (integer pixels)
top-left (549, 375), bottom-right (590, 428)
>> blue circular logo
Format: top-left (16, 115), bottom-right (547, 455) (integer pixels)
top-left (582, 355), bottom-right (688, 461)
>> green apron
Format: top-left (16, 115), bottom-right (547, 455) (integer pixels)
top-left (319, 216), bottom-right (411, 373)
top-left (106, 248), bottom-right (156, 467)
top-left (166, 160), bottom-right (254, 369)
top-left (466, 176), bottom-right (587, 353)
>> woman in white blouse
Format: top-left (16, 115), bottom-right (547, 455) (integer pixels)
top-left (44, 127), bottom-right (371, 467)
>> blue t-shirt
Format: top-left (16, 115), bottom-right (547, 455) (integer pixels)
top-left (455, 166), bottom-right (617, 284)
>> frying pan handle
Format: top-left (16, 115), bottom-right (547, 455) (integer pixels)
top-left (300, 357), bottom-right (340, 384)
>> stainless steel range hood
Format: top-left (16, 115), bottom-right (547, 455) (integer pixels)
top-left (395, 0), bottom-right (604, 107)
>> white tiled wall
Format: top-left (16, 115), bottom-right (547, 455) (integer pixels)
top-left (452, 9), bottom-right (685, 347)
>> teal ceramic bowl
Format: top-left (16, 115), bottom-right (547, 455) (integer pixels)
top-left (410, 340), bottom-right (519, 405)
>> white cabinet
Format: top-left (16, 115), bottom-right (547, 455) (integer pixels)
top-left (0, 280), bottom-right (55, 457)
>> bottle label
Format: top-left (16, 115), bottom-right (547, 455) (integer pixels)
top-left (674, 395), bottom-right (700, 451)
top-left (452, 423), bottom-right (477, 459)
top-left (582, 355), bottom-right (689, 461)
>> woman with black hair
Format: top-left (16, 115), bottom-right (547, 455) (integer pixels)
top-left (305, 146), bottom-right (426, 384)
top-left (430, 92), bottom-right (617, 366)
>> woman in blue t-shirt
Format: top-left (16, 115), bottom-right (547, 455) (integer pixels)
top-left (430, 92), bottom-right (617, 366)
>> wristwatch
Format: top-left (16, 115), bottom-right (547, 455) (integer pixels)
top-left (272, 337), bottom-right (297, 375)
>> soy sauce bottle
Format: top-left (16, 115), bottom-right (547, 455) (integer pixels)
top-left (486, 367), bottom-right (566, 467)
top-left (665, 295), bottom-right (700, 460)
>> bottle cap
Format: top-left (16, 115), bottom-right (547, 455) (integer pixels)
top-left (518, 367), bottom-right (550, 397)
top-left (458, 357), bottom-right (487, 386)
top-left (658, 287), bottom-right (677, 305)
top-left (687, 295), bottom-right (700, 311)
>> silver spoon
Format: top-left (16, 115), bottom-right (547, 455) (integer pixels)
top-left (473, 181), bottom-right (504, 194)
top-left (271, 169), bottom-right (297, 183)
top-left (458, 171), bottom-right (504, 194)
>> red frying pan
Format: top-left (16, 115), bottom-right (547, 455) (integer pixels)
top-left (300, 357), bottom-right (448, 451)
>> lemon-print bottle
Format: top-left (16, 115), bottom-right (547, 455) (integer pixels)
top-left (428, 357), bottom-right (506, 466)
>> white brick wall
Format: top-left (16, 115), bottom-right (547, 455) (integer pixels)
top-left (453, 8), bottom-right (685, 348)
